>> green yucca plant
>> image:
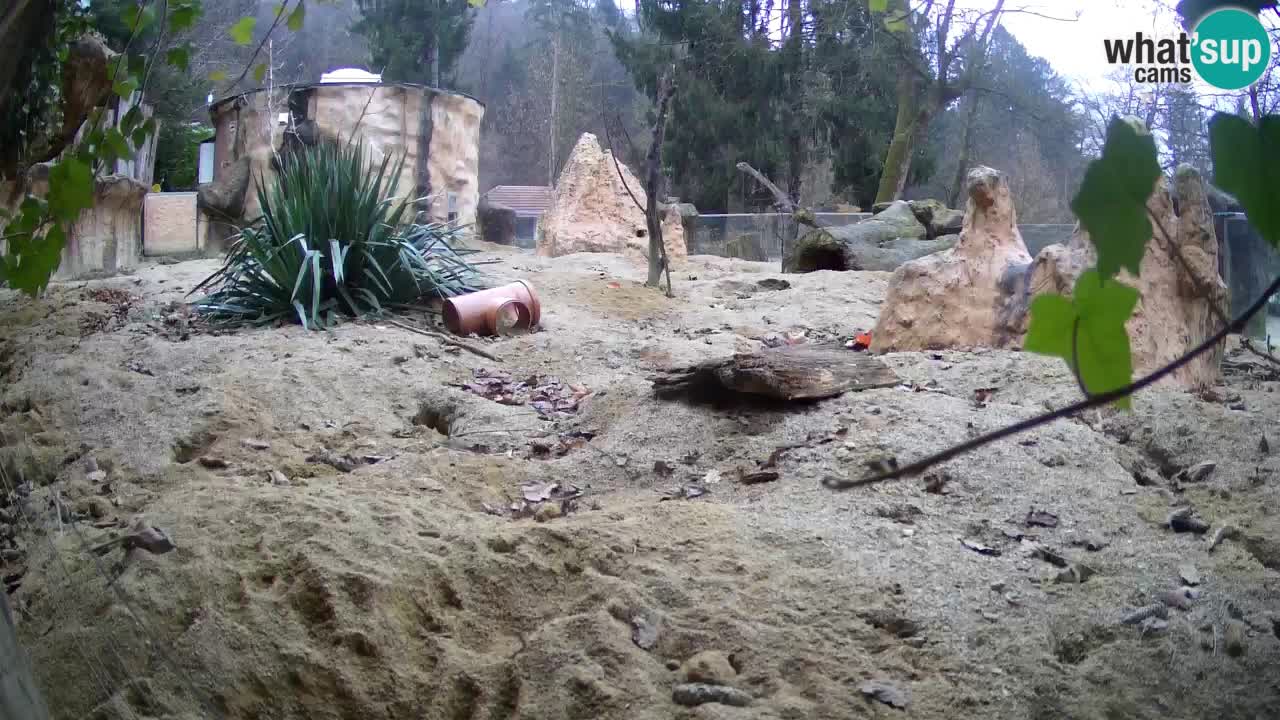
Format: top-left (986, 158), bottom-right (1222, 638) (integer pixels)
top-left (189, 141), bottom-right (480, 329)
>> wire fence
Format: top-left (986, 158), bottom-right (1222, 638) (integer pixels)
top-left (1218, 212), bottom-right (1280, 340)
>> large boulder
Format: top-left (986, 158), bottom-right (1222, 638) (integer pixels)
top-left (536, 133), bottom-right (687, 261)
top-left (1012, 165), bottom-right (1227, 390)
top-left (871, 167), bottom-right (1033, 351)
top-left (476, 197), bottom-right (517, 246)
top-left (907, 199), bottom-right (965, 239)
top-left (783, 201), bottom-right (932, 272)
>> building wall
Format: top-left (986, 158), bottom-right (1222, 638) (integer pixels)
top-left (143, 192), bottom-right (200, 255)
top-left (208, 83), bottom-right (485, 232)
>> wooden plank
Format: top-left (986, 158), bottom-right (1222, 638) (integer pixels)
top-left (651, 343), bottom-right (900, 401)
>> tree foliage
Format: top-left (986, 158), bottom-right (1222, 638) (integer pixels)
top-left (354, 0), bottom-right (477, 86)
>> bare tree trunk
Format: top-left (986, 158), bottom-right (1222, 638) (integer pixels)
top-left (549, 31), bottom-right (560, 188)
top-left (948, 93), bottom-right (981, 208)
top-left (875, 73), bottom-right (923, 204)
top-left (645, 69), bottom-right (677, 293)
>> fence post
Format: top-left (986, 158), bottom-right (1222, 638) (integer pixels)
top-left (0, 593), bottom-right (51, 720)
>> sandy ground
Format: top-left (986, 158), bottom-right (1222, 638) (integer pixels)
top-left (2, 245), bottom-right (1280, 719)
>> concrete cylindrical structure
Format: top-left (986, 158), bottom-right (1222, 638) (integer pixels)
top-left (202, 82), bottom-right (485, 251)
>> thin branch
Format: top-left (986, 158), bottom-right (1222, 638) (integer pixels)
top-left (220, 0), bottom-right (299, 94)
top-left (823, 272), bottom-right (1280, 491)
top-left (602, 105), bottom-right (645, 214)
top-left (382, 318), bottom-right (504, 362)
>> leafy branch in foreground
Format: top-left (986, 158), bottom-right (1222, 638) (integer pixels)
top-left (826, 109), bottom-right (1280, 491)
top-left (189, 141), bottom-right (480, 330)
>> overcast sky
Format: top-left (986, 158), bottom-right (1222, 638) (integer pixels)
top-left (976, 1), bottom-right (1177, 87)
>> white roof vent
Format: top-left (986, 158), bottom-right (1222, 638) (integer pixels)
top-left (320, 68), bottom-right (382, 84)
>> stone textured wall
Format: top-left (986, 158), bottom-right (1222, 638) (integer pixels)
top-left (143, 192), bottom-right (199, 255)
top-left (2, 174), bottom-right (146, 280)
top-left (207, 83), bottom-right (484, 251)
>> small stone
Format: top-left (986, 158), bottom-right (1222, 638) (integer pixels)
top-left (901, 528), bottom-right (915, 538)
top-left (534, 503), bottom-right (563, 523)
top-left (631, 615), bottom-right (659, 650)
top-left (84, 456), bottom-right (99, 473)
top-left (672, 683), bottom-right (752, 708)
top-left (198, 456), bottom-right (229, 469)
top-left (241, 439), bottom-right (270, 450)
top-left (859, 680), bottom-right (910, 709)
top-left (1178, 564), bottom-right (1201, 586)
top-left (990, 581), bottom-right (1006, 593)
top-left (665, 659), bottom-right (680, 671)
top-left (1225, 620), bottom-right (1247, 657)
top-left (1167, 507), bottom-right (1210, 534)
top-left (268, 470), bottom-right (291, 487)
top-left (1121, 604), bottom-right (1168, 626)
top-left (1158, 588), bottom-right (1195, 611)
top-left (86, 470), bottom-right (107, 483)
top-left (680, 651), bottom-right (737, 685)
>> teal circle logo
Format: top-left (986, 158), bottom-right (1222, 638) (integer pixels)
top-left (1191, 8), bottom-right (1272, 91)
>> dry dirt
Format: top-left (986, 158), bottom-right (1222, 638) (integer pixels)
top-left (2, 246), bottom-right (1280, 720)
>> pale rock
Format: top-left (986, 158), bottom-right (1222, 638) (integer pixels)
top-left (1015, 165), bottom-right (1226, 390)
top-left (536, 133), bottom-right (687, 262)
top-left (871, 167), bottom-right (1032, 351)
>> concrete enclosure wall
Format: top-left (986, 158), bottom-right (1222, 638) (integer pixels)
top-left (206, 82), bottom-right (484, 250)
top-left (143, 192), bottom-right (200, 255)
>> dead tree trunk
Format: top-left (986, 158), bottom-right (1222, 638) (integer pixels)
top-left (644, 68), bottom-right (677, 294)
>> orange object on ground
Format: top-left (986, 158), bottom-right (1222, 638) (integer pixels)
top-left (846, 331), bottom-right (872, 351)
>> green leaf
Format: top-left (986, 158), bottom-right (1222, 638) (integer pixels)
top-left (287, 1), bottom-right (307, 31)
top-left (253, 63), bottom-right (268, 84)
top-left (3, 224), bottom-right (66, 296)
top-left (120, 3), bottom-right (156, 32)
top-left (1072, 272), bottom-right (1139, 408)
top-left (1024, 270), bottom-right (1138, 409)
top-left (170, 2), bottom-right (201, 32)
top-left (467, 0), bottom-right (485, 7)
top-left (230, 16), bottom-right (257, 45)
top-left (209, 69), bottom-right (228, 83)
top-left (165, 45), bottom-right (191, 73)
top-left (46, 158), bottom-right (95, 223)
top-left (128, 53), bottom-right (147, 79)
top-left (113, 77), bottom-right (140, 100)
top-left (1070, 118), bottom-right (1161, 280)
top-left (1209, 113), bottom-right (1280, 248)
top-left (869, 0), bottom-right (889, 10)
top-left (1023, 293), bottom-right (1076, 360)
top-left (121, 106), bottom-right (144, 134)
top-left (105, 129), bottom-right (132, 158)
top-left (132, 126), bottom-right (150, 149)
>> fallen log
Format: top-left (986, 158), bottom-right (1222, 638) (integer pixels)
top-left (650, 343), bottom-right (900, 401)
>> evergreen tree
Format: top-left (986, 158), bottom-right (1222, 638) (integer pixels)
top-left (355, 0), bottom-right (475, 87)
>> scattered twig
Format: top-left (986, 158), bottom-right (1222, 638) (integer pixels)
top-left (382, 317), bottom-right (503, 362)
top-left (220, 0), bottom-right (301, 93)
top-left (823, 273), bottom-right (1280, 490)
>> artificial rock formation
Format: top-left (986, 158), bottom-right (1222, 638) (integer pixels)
top-left (872, 167), bottom-right (1032, 351)
top-left (784, 201), bottom-right (951, 273)
top-left (1017, 166), bottom-right (1226, 389)
top-left (907, 199), bottom-right (965, 239)
top-left (536, 133), bottom-right (687, 261)
top-left (206, 83), bottom-right (484, 250)
top-left (2, 171), bottom-right (146, 280)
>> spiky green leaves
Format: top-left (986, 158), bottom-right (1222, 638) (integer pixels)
top-left (1209, 114), bottom-right (1280, 248)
